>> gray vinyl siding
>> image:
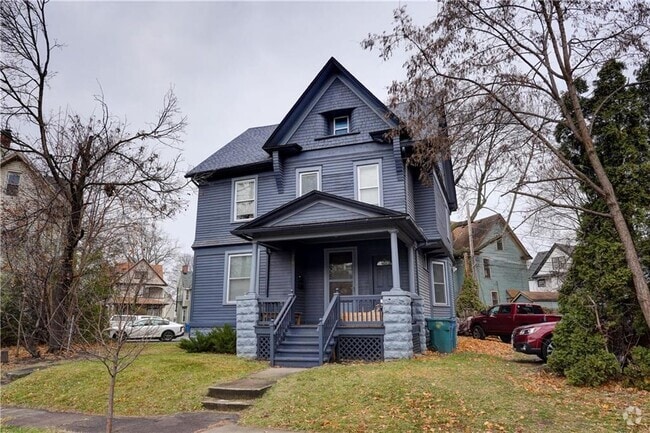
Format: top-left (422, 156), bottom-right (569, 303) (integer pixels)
top-left (288, 78), bottom-right (391, 151)
top-left (434, 176), bottom-right (453, 253)
top-left (271, 202), bottom-right (371, 226)
top-left (190, 248), bottom-right (232, 328)
top-left (413, 177), bottom-right (439, 240)
top-left (405, 165), bottom-right (415, 219)
top-left (417, 250), bottom-right (432, 317)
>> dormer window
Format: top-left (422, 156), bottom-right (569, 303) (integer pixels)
top-left (333, 116), bottom-right (349, 135)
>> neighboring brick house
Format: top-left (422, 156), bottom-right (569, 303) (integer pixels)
top-left (110, 260), bottom-right (174, 319)
top-left (528, 243), bottom-right (574, 292)
top-left (452, 214), bottom-right (532, 307)
top-left (186, 58), bottom-right (458, 366)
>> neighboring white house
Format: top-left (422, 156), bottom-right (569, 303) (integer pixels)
top-left (528, 243), bottom-right (574, 292)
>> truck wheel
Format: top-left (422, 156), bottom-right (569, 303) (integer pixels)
top-left (471, 326), bottom-right (486, 340)
top-left (499, 335), bottom-right (511, 344)
top-left (541, 338), bottom-right (554, 362)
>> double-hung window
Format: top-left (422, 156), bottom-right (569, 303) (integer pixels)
top-left (5, 171), bottom-right (20, 196)
top-left (431, 261), bottom-right (449, 305)
top-left (333, 116), bottom-right (349, 135)
top-left (225, 253), bottom-right (251, 303)
top-left (233, 178), bottom-right (256, 221)
top-left (296, 167), bottom-right (321, 197)
top-left (355, 161), bottom-right (381, 206)
top-left (483, 258), bottom-right (491, 278)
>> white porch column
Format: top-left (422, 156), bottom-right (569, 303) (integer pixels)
top-left (389, 230), bottom-right (402, 292)
top-left (248, 241), bottom-right (259, 295)
top-left (408, 244), bottom-right (416, 293)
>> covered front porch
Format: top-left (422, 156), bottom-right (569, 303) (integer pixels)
top-left (232, 191), bottom-right (433, 366)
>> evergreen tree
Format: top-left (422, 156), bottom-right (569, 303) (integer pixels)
top-left (549, 60), bottom-right (650, 386)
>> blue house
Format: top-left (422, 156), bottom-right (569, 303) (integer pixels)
top-left (452, 214), bottom-right (532, 309)
top-left (186, 58), bottom-right (458, 366)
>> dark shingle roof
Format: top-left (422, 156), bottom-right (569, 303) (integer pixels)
top-left (186, 124), bottom-right (277, 177)
top-left (528, 251), bottom-right (549, 279)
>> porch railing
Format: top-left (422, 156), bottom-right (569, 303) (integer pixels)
top-left (269, 293), bottom-right (296, 366)
top-left (317, 292), bottom-right (340, 365)
top-left (339, 295), bottom-right (383, 325)
top-left (258, 299), bottom-right (286, 325)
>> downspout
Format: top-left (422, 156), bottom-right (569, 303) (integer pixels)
top-left (266, 248), bottom-right (271, 298)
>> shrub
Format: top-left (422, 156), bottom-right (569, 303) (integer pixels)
top-left (456, 275), bottom-right (486, 318)
top-left (623, 346), bottom-right (650, 391)
top-left (179, 324), bottom-right (237, 354)
top-left (564, 351), bottom-right (620, 387)
top-left (548, 310), bottom-right (621, 386)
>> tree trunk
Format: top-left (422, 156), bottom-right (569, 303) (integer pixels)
top-left (106, 369), bottom-right (116, 433)
top-left (578, 125), bottom-right (650, 330)
top-left (48, 195), bottom-right (84, 352)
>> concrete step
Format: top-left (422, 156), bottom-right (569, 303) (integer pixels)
top-left (272, 358), bottom-right (321, 368)
top-left (207, 379), bottom-right (273, 400)
top-left (201, 397), bottom-right (255, 412)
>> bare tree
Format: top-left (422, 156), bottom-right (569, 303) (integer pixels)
top-left (364, 1), bottom-right (650, 329)
top-left (1, 0), bottom-right (188, 351)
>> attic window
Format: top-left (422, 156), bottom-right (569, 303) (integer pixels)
top-left (496, 239), bottom-right (503, 250)
top-left (333, 116), bottom-right (349, 135)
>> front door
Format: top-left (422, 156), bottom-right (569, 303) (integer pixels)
top-left (325, 248), bottom-right (356, 308)
top-left (373, 256), bottom-right (393, 293)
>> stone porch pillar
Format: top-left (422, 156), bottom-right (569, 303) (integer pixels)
top-left (236, 293), bottom-right (259, 359)
top-left (411, 294), bottom-right (426, 354)
top-left (382, 289), bottom-right (413, 360)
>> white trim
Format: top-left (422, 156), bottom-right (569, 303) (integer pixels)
top-left (223, 250), bottom-right (253, 305)
top-left (430, 260), bottom-right (449, 306)
top-left (296, 166), bottom-right (322, 197)
top-left (232, 176), bottom-right (258, 222)
top-left (323, 247), bottom-right (358, 310)
top-left (353, 159), bottom-right (383, 206)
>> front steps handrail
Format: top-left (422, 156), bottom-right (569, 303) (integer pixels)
top-left (269, 293), bottom-right (296, 366)
top-left (318, 291), bottom-right (340, 365)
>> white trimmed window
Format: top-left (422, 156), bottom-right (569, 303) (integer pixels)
top-left (491, 291), bottom-right (499, 306)
top-left (297, 167), bottom-right (321, 197)
top-left (233, 178), bottom-right (256, 221)
top-left (333, 116), bottom-right (349, 135)
top-left (5, 171), bottom-right (20, 196)
top-left (355, 161), bottom-right (381, 206)
top-left (430, 261), bottom-right (449, 306)
top-left (225, 253), bottom-right (252, 303)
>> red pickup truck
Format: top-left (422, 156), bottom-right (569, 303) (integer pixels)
top-left (469, 303), bottom-right (561, 343)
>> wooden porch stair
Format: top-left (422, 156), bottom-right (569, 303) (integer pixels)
top-left (273, 325), bottom-right (335, 368)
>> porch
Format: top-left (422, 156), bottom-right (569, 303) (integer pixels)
top-left (238, 291), bottom-right (426, 367)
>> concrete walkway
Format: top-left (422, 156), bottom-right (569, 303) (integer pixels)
top-left (1, 367), bottom-right (307, 433)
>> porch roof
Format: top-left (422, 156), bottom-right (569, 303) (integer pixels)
top-left (231, 191), bottom-right (426, 245)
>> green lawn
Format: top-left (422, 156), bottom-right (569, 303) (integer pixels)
top-left (0, 343), bottom-right (266, 416)
top-left (241, 344), bottom-right (650, 433)
top-left (2, 339), bottom-right (649, 432)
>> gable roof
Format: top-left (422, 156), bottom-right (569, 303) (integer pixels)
top-left (115, 259), bottom-right (167, 286)
top-left (512, 290), bottom-right (559, 303)
top-left (528, 243), bottom-right (574, 279)
top-left (262, 57), bottom-right (400, 151)
top-left (451, 214), bottom-right (531, 259)
top-left (231, 190), bottom-right (424, 243)
top-left (186, 58), bottom-right (403, 180)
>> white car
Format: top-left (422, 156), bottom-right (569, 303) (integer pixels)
top-left (109, 317), bottom-right (184, 342)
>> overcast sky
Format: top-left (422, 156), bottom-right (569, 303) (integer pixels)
top-left (41, 1), bottom-right (557, 265)
top-left (42, 1), bottom-right (442, 258)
